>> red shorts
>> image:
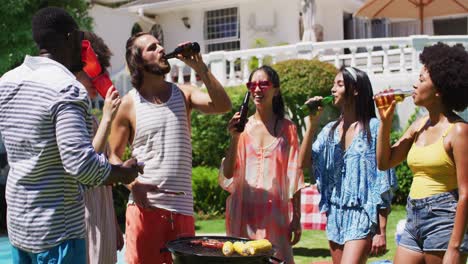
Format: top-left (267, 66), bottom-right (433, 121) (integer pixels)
top-left (124, 204), bottom-right (195, 264)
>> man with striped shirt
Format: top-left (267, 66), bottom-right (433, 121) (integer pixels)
top-left (108, 33), bottom-right (232, 264)
top-left (0, 7), bottom-right (141, 263)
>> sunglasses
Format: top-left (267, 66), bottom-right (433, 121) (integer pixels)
top-left (245, 81), bottom-right (273, 92)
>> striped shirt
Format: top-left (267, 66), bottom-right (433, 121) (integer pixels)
top-left (0, 56), bottom-right (111, 253)
top-left (129, 86), bottom-right (193, 216)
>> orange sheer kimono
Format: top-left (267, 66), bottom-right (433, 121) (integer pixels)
top-left (219, 119), bottom-right (304, 263)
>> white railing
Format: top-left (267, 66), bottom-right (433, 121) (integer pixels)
top-left (113, 35), bottom-right (468, 94)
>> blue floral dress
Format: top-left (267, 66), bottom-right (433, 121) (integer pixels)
top-left (312, 118), bottom-right (397, 244)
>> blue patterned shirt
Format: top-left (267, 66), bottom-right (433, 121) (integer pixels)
top-left (312, 118), bottom-right (397, 227)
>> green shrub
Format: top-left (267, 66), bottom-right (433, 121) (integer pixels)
top-left (273, 59), bottom-right (339, 139)
top-left (114, 166), bottom-right (230, 228)
top-left (191, 86), bottom-right (254, 167)
top-left (112, 185), bottom-right (129, 231)
top-left (192, 166), bottom-right (229, 218)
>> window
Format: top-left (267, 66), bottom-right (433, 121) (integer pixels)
top-left (204, 7), bottom-right (240, 52)
top-left (344, 12), bottom-right (390, 40)
top-left (434, 17), bottom-right (468, 35)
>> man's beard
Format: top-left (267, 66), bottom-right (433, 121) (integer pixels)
top-left (144, 61), bottom-right (171, 76)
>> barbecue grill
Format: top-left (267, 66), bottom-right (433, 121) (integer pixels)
top-left (165, 236), bottom-right (285, 264)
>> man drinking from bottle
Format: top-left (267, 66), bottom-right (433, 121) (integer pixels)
top-left (108, 33), bottom-right (231, 264)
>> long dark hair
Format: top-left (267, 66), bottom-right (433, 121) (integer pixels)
top-left (329, 66), bottom-right (376, 143)
top-left (125, 32), bottom-right (151, 90)
top-left (248, 65), bottom-right (285, 136)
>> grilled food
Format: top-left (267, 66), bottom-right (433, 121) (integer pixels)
top-left (246, 239), bottom-right (272, 255)
top-left (233, 241), bottom-right (249, 256)
top-left (189, 239), bottom-right (224, 249)
top-left (222, 241), bottom-right (234, 256)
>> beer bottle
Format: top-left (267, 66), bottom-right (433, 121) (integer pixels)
top-left (235, 92), bottom-right (251, 132)
top-left (374, 89), bottom-right (413, 109)
top-left (301, 95), bottom-right (334, 116)
top-left (164, 42), bottom-right (200, 59)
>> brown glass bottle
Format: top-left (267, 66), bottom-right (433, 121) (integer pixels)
top-left (235, 92), bottom-right (250, 132)
top-left (164, 42), bottom-right (200, 59)
top-left (374, 89), bottom-right (413, 109)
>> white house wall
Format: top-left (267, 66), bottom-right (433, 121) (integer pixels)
top-left (240, 0), bottom-right (300, 48)
top-left (315, 0), bottom-right (363, 41)
top-left (89, 0), bottom-right (364, 73)
top-left (89, 5), bottom-right (139, 75)
top-left (153, 0), bottom-right (301, 51)
top-left (157, 9), bottom-right (205, 52)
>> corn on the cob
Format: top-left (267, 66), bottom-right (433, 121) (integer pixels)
top-left (246, 239), bottom-right (272, 255)
top-left (233, 241), bottom-right (249, 256)
top-left (222, 241), bottom-right (234, 256)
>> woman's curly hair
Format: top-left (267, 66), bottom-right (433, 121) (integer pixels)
top-left (420, 42), bottom-right (468, 112)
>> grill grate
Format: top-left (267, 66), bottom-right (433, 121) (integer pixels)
top-left (166, 236), bottom-right (274, 258)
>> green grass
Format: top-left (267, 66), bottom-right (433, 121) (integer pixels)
top-left (195, 205), bottom-right (406, 264)
top-left (195, 218), bottom-right (226, 234)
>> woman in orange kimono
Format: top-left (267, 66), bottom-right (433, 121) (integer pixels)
top-left (220, 65), bottom-right (305, 263)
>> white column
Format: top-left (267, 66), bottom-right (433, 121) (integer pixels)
top-left (382, 44), bottom-right (390, 74)
top-left (399, 44), bottom-right (406, 73)
top-left (227, 57), bottom-right (236, 86)
top-left (366, 45), bottom-right (373, 74)
top-left (349, 46), bottom-right (357, 67)
top-left (257, 55), bottom-right (264, 67)
top-left (190, 69), bottom-right (196, 85)
top-left (333, 48), bottom-right (341, 68)
top-left (177, 64), bottom-right (184, 84)
top-left (241, 56), bottom-right (250, 83)
top-left (209, 51), bottom-right (227, 86)
top-left (165, 60), bottom-right (174, 82)
top-left (165, 73), bottom-right (172, 82)
top-left (271, 55), bottom-right (277, 65)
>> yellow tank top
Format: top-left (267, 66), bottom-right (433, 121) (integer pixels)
top-left (407, 118), bottom-right (457, 199)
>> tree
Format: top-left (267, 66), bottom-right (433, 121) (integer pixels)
top-left (273, 59), bottom-right (339, 140)
top-left (0, 0), bottom-right (93, 75)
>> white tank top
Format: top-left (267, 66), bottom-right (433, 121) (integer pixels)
top-left (129, 85), bottom-right (193, 216)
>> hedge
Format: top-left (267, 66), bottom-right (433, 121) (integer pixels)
top-left (192, 166), bottom-right (229, 218)
top-left (112, 166), bottom-right (227, 230)
top-left (191, 86), bottom-right (254, 167)
top-left (273, 59), bottom-right (339, 140)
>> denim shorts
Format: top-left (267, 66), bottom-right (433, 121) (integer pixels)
top-left (399, 190), bottom-right (468, 253)
top-left (326, 203), bottom-right (375, 245)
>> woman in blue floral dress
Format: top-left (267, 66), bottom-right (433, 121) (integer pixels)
top-left (299, 67), bottom-right (397, 263)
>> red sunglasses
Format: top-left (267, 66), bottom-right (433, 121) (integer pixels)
top-left (245, 81), bottom-right (273, 92)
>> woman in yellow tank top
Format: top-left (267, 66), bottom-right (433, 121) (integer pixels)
top-left (376, 42), bottom-right (468, 264)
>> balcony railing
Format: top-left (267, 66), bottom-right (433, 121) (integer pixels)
top-left (113, 35), bottom-right (468, 94)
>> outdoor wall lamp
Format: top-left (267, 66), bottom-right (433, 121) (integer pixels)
top-left (182, 16), bottom-right (191, 29)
